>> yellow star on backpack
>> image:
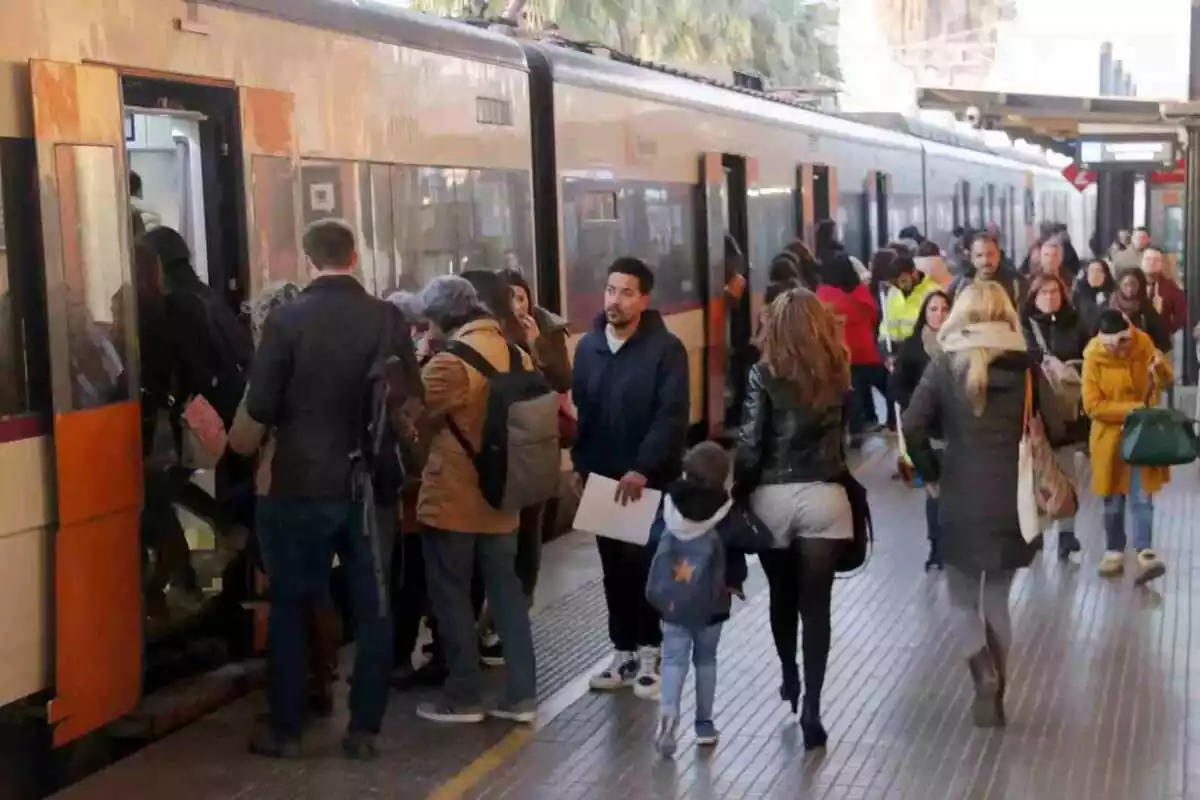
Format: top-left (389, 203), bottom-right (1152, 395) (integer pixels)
top-left (673, 559), bottom-right (695, 583)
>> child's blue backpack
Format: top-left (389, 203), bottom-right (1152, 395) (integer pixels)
top-left (645, 530), bottom-right (726, 630)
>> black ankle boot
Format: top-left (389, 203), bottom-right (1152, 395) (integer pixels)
top-left (799, 695), bottom-right (827, 750)
top-left (966, 648), bottom-right (1002, 728)
top-left (779, 663), bottom-right (800, 715)
top-left (984, 626), bottom-right (1007, 727)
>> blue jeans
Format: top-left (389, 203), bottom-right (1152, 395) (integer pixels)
top-left (1102, 468), bottom-right (1154, 552)
top-left (660, 622), bottom-right (722, 723)
top-left (257, 498), bottom-right (393, 738)
top-left (422, 529), bottom-right (536, 706)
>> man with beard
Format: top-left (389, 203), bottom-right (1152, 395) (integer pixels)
top-left (572, 257), bottom-right (689, 702)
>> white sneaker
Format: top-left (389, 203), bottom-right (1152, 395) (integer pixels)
top-left (632, 646), bottom-right (661, 700)
top-left (589, 651), bottom-right (637, 691)
top-left (1098, 551), bottom-right (1124, 578)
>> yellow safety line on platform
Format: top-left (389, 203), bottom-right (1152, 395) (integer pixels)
top-left (426, 440), bottom-right (895, 799)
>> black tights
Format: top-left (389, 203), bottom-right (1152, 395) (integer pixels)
top-left (759, 539), bottom-right (843, 711)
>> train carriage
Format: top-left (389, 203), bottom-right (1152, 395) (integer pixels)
top-left (0, 1), bottom-right (1085, 794)
top-left (0, 1), bottom-right (537, 783)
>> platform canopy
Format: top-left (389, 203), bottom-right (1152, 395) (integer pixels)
top-left (916, 87), bottom-right (1175, 157)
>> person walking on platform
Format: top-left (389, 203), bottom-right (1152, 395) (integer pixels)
top-left (1111, 267), bottom-right (1172, 353)
top-left (734, 287), bottom-right (853, 750)
top-left (414, 275), bottom-right (539, 724)
top-left (889, 289), bottom-right (952, 571)
top-left (241, 219), bottom-right (421, 758)
top-left (646, 442), bottom-right (748, 757)
top-left (574, 257), bottom-right (690, 700)
top-left (816, 253), bottom-right (884, 445)
top-left (1141, 246), bottom-right (1185, 342)
top-left (902, 281), bottom-right (1065, 729)
top-left (950, 233), bottom-right (1028, 311)
top-left (1073, 258), bottom-right (1116, 335)
top-left (1083, 310), bottom-right (1172, 584)
top-left (1021, 274), bottom-right (1090, 561)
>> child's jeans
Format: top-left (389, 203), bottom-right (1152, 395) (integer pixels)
top-left (1103, 468), bottom-right (1154, 552)
top-left (660, 621), bottom-right (723, 723)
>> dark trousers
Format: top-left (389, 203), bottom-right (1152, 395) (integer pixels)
top-left (596, 536), bottom-right (662, 652)
top-left (516, 501), bottom-right (553, 602)
top-left (392, 532), bottom-right (434, 668)
top-left (849, 363), bottom-right (892, 434)
top-left (925, 494), bottom-right (942, 562)
top-left (257, 498), bottom-right (393, 738)
top-left (422, 529), bottom-right (536, 706)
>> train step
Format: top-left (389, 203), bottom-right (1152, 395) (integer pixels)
top-left (109, 659), bottom-right (266, 741)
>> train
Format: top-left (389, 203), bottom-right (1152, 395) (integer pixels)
top-left (0, 0), bottom-right (1086, 793)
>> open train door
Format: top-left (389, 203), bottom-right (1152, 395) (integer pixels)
top-left (798, 163), bottom-right (838, 251)
top-left (30, 60), bottom-right (144, 746)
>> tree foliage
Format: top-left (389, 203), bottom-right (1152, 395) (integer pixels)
top-left (410, 0), bottom-right (841, 87)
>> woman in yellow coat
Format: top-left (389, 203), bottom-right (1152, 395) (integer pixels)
top-left (1081, 309), bottom-right (1173, 584)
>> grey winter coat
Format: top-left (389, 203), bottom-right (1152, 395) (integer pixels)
top-left (902, 351), bottom-right (1065, 576)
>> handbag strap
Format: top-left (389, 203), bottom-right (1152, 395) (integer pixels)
top-left (1022, 370), bottom-right (1034, 432)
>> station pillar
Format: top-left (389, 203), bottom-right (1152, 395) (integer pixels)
top-left (1182, 0), bottom-right (1200, 383)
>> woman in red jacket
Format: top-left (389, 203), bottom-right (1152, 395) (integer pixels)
top-left (816, 253), bottom-right (884, 446)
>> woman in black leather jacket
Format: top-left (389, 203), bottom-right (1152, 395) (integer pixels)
top-left (734, 287), bottom-right (851, 751)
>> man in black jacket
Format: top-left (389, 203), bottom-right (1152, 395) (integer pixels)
top-left (572, 257), bottom-right (689, 701)
top-left (238, 219), bottom-right (420, 759)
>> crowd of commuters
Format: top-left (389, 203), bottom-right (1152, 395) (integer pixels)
top-left (128, 198), bottom-right (1184, 765)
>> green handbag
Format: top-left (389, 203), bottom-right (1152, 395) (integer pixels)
top-left (1120, 368), bottom-right (1199, 466)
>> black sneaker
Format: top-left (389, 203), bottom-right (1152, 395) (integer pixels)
top-left (342, 730), bottom-right (379, 760)
top-left (480, 636), bottom-right (505, 668)
top-left (248, 725), bottom-right (301, 759)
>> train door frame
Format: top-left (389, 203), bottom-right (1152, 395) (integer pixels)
top-left (28, 59), bottom-right (144, 748)
top-left (697, 152), bottom-right (752, 442)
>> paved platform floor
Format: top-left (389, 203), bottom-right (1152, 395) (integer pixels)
top-left (57, 440), bottom-right (1200, 799)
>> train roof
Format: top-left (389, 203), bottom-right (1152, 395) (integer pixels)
top-left (204, 0), bottom-right (529, 69)
top-left (522, 38), bottom-right (922, 153)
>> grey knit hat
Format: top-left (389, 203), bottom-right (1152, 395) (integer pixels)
top-left (682, 441), bottom-right (731, 490)
top-left (386, 289), bottom-right (424, 326)
top-left (419, 275), bottom-right (485, 332)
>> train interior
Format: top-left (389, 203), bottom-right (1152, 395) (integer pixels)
top-left (120, 75), bottom-right (258, 693)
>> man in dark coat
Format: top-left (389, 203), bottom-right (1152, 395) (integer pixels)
top-left (572, 257), bottom-right (689, 702)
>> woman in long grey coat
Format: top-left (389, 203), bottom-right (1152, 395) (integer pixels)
top-left (902, 281), bottom-right (1065, 728)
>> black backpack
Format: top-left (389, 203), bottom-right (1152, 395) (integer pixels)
top-left (356, 308), bottom-right (424, 502)
top-left (445, 340), bottom-right (561, 512)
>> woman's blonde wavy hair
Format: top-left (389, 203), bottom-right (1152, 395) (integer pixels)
top-left (756, 287), bottom-right (850, 407)
top-left (938, 280), bottom-right (1021, 416)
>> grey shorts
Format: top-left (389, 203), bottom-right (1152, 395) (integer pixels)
top-left (750, 482), bottom-right (854, 546)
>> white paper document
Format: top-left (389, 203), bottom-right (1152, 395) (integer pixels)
top-left (572, 474), bottom-right (663, 546)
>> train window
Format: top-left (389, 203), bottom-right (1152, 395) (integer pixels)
top-left (1024, 188), bottom-right (1035, 226)
top-left (580, 192), bottom-right (618, 222)
top-left (0, 139), bottom-right (49, 419)
top-left (961, 181), bottom-right (972, 228)
top-left (54, 145), bottom-right (135, 410)
top-left (561, 177), bottom-right (696, 327)
top-left (388, 165), bottom-right (533, 292)
top-left (986, 184), bottom-right (996, 228)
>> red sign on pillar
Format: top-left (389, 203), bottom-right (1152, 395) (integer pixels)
top-left (1061, 162), bottom-right (1096, 193)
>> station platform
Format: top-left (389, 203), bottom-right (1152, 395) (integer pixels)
top-left (55, 438), bottom-right (1200, 800)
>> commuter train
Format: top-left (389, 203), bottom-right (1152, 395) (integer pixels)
top-left (0, 0), bottom-right (1085, 791)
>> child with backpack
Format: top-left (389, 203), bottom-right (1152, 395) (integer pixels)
top-left (645, 441), bottom-right (749, 757)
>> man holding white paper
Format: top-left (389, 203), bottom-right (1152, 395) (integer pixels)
top-left (571, 257), bottom-right (689, 701)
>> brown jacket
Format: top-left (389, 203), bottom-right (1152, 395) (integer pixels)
top-left (417, 318), bottom-right (533, 534)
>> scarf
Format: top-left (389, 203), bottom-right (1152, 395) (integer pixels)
top-left (920, 325), bottom-right (942, 358)
top-left (1111, 290), bottom-right (1142, 318)
top-left (939, 321), bottom-right (1029, 354)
